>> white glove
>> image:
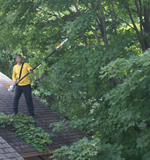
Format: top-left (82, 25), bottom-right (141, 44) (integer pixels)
top-left (13, 81), bottom-right (17, 87)
top-left (29, 69), bottom-right (33, 74)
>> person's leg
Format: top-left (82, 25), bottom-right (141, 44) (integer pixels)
top-left (12, 86), bottom-right (22, 114)
top-left (23, 84), bottom-right (34, 116)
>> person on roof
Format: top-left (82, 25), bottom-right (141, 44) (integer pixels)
top-left (12, 54), bottom-right (35, 117)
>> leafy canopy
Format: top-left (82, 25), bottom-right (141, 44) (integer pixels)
top-left (0, 0), bottom-right (150, 159)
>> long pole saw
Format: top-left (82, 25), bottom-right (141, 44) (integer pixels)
top-left (7, 38), bottom-right (68, 92)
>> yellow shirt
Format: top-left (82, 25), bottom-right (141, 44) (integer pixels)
top-left (12, 62), bottom-right (34, 86)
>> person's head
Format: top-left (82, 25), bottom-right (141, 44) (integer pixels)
top-left (16, 54), bottom-right (22, 64)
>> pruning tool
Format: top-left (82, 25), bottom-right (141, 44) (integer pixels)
top-left (7, 38), bottom-right (68, 92)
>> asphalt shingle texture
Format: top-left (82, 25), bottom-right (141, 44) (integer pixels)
top-left (0, 72), bottom-right (87, 154)
top-left (0, 136), bottom-right (24, 160)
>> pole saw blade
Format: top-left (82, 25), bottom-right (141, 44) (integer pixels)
top-left (56, 38), bottom-right (68, 49)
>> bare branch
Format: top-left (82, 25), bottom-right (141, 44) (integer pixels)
top-left (66, 5), bottom-right (76, 19)
top-left (97, 0), bottom-right (108, 45)
top-left (92, 29), bottom-right (100, 44)
top-left (135, 0), bottom-right (143, 33)
top-left (125, 6), bottom-right (140, 36)
top-left (117, 17), bottom-right (134, 29)
top-left (57, 11), bottom-right (63, 21)
top-left (73, 0), bottom-right (81, 15)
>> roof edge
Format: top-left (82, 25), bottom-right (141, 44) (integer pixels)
top-left (20, 149), bottom-right (55, 158)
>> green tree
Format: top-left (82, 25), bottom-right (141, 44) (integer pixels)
top-left (0, 0), bottom-right (150, 159)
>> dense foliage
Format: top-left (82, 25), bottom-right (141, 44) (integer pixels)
top-left (0, 112), bottom-right (53, 152)
top-left (0, 0), bottom-right (150, 159)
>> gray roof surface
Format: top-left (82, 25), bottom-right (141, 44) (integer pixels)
top-left (0, 136), bottom-right (24, 160)
top-left (0, 72), bottom-right (87, 154)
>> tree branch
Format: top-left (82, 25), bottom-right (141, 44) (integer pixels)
top-left (134, 0), bottom-right (143, 33)
top-left (73, 0), bottom-right (81, 15)
top-left (66, 5), bottom-right (76, 19)
top-left (97, 0), bottom-right (108, 45)
top-left (125, 6), bottom-right (140, 38)
top-left (133, 123), bottom-right (141, 133)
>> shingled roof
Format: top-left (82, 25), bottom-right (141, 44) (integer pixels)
top-left (0, 72), bottom-right (87, 158)
top-left (0, 136), bottom-right (24, 160)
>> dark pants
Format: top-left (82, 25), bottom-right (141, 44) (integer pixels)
top-left (12, 84), bottom-right (34, 116)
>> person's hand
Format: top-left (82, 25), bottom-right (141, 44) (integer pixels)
top-left (29, 69), bottom-right (33, 74)
top-left (13, 81), bottom-right (17, 87)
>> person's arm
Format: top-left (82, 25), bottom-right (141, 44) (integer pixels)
top-left (26, 63), bottom-right (35, 74)
top-left (12, 66), bottom-right (17, 81)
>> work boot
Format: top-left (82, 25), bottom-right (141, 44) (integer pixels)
top-left (10, 111), bottom-right (17, 117)
top-left (28, 113), bottom-right (34, 118)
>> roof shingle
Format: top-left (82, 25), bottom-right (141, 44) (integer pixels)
top-left (0, 136), bottom-right (24, 160)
